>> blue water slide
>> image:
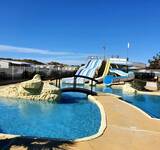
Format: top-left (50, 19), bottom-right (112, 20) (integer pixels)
top-left (62, 58), bottom-right (102, 84)
top-left (79, 59), bottom-right (97, 76)
top-left (77, 59), bottom-right (102, 83)
top-left (76, 60), bottom-right (98, 83)
top-left (63, 59), bottom-right (92, 84)
top-left (77, 59), bottom-right (101, 83)
top-left (85, 59), bottom-right (92, 68)
top-left (89, 59), bottom-right (102, 78)
top-left (75, 59), bottom-right (92, 75)
top-left (110, 69), bottom-right (128, 76)
top-left (86, 60), bottom-right (99, 78)
top-left (83, 59), bottom-right (98, 76)
top-left (75, 67), bottom-right (84, 76)
top-left (87, 59), bottom-right (99, 75)
top-left (103, 71), bottom-right (135, 86)
top-left (76, 59), bottom-right (97, 84)
top-left (103, 75), bottom-right (114, 86)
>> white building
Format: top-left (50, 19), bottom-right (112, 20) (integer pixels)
top-left (0, 60), bottom-right (33, 78)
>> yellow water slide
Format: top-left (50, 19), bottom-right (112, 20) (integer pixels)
top-left (96, 59), bottom-right (110, 83)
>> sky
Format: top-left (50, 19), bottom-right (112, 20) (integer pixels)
top-left (0, 0), bottom-right (160, 65)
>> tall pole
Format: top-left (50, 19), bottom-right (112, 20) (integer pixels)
top-left (126, 42), bottom-right (130, 73)
top-left (103, 46), bottom-right (106, 60)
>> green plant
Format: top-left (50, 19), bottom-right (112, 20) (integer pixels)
top-left (148, 52), bottom-right (160, 69)
top-left (131, 80), bottom-right (146, 91)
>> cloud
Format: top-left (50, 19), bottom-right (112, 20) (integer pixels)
top-left (0, 44), bottom-right (103, 65)
top-left (0, 44), bottom-right (75, 56)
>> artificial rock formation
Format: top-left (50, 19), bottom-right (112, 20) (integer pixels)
top-left (0, 74), bottom-right (61, 101)
top-left (122, 83), bottom-right (137, 95)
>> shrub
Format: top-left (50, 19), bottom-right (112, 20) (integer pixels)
top-left (131, 80), bottom-right (146, 91)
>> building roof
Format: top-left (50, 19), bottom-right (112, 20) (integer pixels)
top-left (0, 59), bottom-right (31, 65)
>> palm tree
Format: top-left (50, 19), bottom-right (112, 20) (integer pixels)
top-left (149, 52), bottom-right (160, 69)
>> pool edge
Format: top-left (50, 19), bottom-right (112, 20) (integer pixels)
top-left (105, 92), bottom-right (160, 121)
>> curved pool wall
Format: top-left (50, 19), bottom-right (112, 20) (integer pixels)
top-left (95, 86), bottom-right (160, 119)
top-left (0, 92), bottom-right (106, 141)
top-left (76, 95), bottom-right (106, 141)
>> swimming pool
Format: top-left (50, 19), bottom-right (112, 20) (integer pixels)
top-left (62, 83), bottom-right (160, 118)
top-left (62, 83), bottom-right (160, 119)
top-left (95, 86), bottom-right (160, 119)
top-left (0, 92), bottom-right (101, 140)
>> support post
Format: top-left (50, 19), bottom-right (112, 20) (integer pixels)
top-left (73, 76), bottom-right (76, 89)
top-left (58, 78), bottom-right (61, 88)
top-left (56, 79), bottom-right (57, 87)
top-left (126, 57), bottom-right (129, 73)
top-left (91, 80), bottom-right (93, 94)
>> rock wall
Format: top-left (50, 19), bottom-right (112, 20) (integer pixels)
top-left (122, 83), bottom-right (137, 95)
top-left (0, 74), bottom-right (61, 101)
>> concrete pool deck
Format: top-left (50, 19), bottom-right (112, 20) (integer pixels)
top-left (0, 87), bottom-right (160, 149)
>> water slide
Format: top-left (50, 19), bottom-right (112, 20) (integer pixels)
top-left (75, 59), bottom-right (98, 84)
top-left (103, 71), bottom-right (135, 86)
top-left (75, 59), bottom-right (92, 75)
top-left (62, 59), bottom-right (102, 84)
top-left (96, 60), bottom-right (110, 83)
top-left (88, 59), bottom-right (103, 78)
top-left (109, 69), bottom-right (128, 76)
top-left (62, 59), bottom-right (94, 84)
top-left (76, 59), bottom-right (102, 83)
top-left (77, 59), bottom-right (97, 76)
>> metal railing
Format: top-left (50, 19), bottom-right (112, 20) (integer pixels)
top-left (53, 75), bottom-right (98, 95)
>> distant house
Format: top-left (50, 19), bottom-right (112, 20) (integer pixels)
top-left (0, 60), bottom-right (33, 78)
top-left (33, 64), bottom-right (77, 77)
top-left (0, 59), bottom-right (78, 80)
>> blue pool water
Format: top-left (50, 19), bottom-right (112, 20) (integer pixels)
top-left (95, 86), bottom-right (160, 119)
top-left (0, 92), bottom-right (101, 140)
top-left (62, 83), bottom-right (160, 118)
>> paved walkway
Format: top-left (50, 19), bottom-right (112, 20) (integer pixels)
top-left (71, 93), bottom-right (160, 150)
top-left (0, 93), bottom-right (160, 150)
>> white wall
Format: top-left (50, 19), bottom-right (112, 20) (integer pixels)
top-left (0, 61), bottom-right (9, 68)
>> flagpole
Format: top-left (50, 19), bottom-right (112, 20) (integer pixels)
top-left (126, 42), bottom-right (130, 73)
top-left (103, 46), bottom-right (106, 60)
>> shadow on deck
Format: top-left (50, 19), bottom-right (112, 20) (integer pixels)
top-left (0, 136), bottom-right (74, 150)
